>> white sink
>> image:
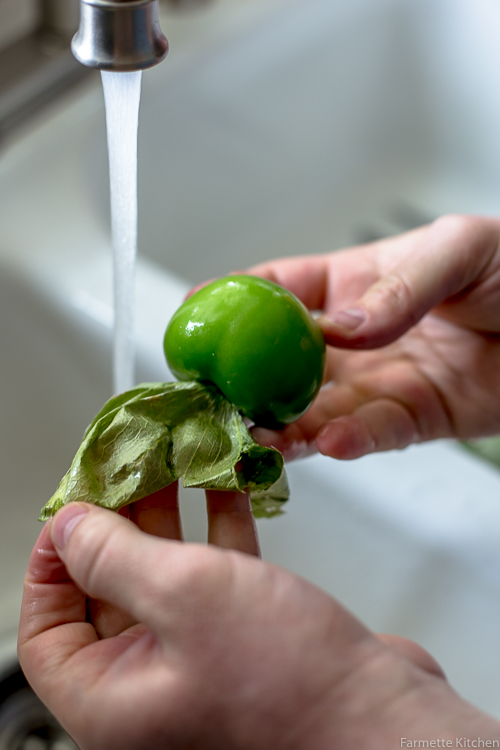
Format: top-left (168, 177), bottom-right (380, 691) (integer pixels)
top-left (1, 0), bottom-right (500, 723)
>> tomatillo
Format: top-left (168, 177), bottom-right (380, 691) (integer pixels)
top-left (164, 275), bottom-right (326, 428)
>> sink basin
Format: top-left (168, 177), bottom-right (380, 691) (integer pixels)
top-left (1, 0), bottom-right (500, 725)
top-left (93, 0), bottom-right (500, 281)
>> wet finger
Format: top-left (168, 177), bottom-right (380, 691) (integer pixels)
top-left (252, 380), bottom-right (361, 461)
top-left (18, 522), bottom-right (97, 674)
top-left (89, 484), bottom-right (183, 637)
top-left (318, 216), bottom-right (500, 348)
top-left (252, 422), bottom-right (315, 461)
top-left (47, 504), bottom-right (227, 636)
top-left (206, 490), bottom-right (260, 557)
top-left (315, 398), bottom-right (420, 459)
top-left (247, 254), bottom-right (330, 310)
top-left (129, 482), bottom-right (183, 541)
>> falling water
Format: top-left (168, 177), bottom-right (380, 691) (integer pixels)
top-left (101, 70), bottom-right (143, 395)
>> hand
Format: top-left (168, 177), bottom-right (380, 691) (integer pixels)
top-left (18, 489), bottom-right (499, 750)
top-left (247, 215), bottom-right (500, 460)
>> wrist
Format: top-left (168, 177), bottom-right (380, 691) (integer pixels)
top-left (294, 640), bottom-right (498, 750)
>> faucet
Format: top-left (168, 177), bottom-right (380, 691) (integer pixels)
top-left (71, 0), bottom-right (168, 71)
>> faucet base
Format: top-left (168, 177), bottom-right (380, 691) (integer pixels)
top-left (72, 0), bottom-right (168, 72)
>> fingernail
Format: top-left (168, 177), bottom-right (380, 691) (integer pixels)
top-left (319, 308), bottom-right (367, 332)
top-left (51, 504), bottom-right (91, 550)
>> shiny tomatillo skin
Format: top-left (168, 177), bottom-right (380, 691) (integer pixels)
top-left (164, 275), bottom-right (326, 428)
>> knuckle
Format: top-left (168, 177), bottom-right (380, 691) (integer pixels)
top-left (371, 273), bottom-right (415, 321)
top-left (165, 545), bottom-right (232, 608)
top-left (431, 213), bottom-right (500, 282)
top-left (180, 547), bottom-right (223, 591)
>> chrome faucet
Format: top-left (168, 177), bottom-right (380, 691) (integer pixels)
top-left (71, 0), bottom-right (168, 71)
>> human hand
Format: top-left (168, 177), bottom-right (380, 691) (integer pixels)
top-left (247, 215), bottom-right (500, 460)
top-left (18, 486), bottom-right (499, 750)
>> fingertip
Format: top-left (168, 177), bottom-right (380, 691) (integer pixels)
top-left (317, 272), bottom-right (421, 350)
top-left (50, 503), bottom-right (92, 552)
top-left (318, 308), bottom-right (367, 335)
top-left (184, 277), bottom-right (217, 300)
top-left (251, 426), bottom-right (284, 449)
top-left (315, 417), bottom-right (375, 460)
top-left (46, 504), bottom-right (155, 620)
top-left (317, 310), bottom-right (376, 350)
top-left (251, 424), bottom-right (311, 462)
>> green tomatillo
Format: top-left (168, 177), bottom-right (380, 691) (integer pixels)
top-left (164, 275), bottom-right (326, 428)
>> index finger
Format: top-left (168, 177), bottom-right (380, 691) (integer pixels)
top-left (18, 522), bottom-right (97, 672)
top-left (247, 254), bottom-right (330, 310)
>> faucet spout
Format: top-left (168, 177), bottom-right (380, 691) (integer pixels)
top-left (71, 0), bottom-right (168, 71)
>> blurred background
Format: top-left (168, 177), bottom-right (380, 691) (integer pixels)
top-left (2, 0), bottom-right (500, 746)
top-left (3, 0), bottom-right (500, 279)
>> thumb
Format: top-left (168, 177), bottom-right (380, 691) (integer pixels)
top-left (49, 503), bottom-right (210, 632)
top-left (317, 215), bottom-right (500, 349)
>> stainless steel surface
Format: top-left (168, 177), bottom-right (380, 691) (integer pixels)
top-left (72, 0), bottom-right (168, 71)
top-left (164, 0), bottom-right (214, 7)
top-left (0, 0), bottom-right (87, 144)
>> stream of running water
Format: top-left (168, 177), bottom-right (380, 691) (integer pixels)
top-left (101, 70), bottom-right (143, 395)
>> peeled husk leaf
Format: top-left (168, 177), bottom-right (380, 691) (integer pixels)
top-left (40, 381), bottom-right (288, 521)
